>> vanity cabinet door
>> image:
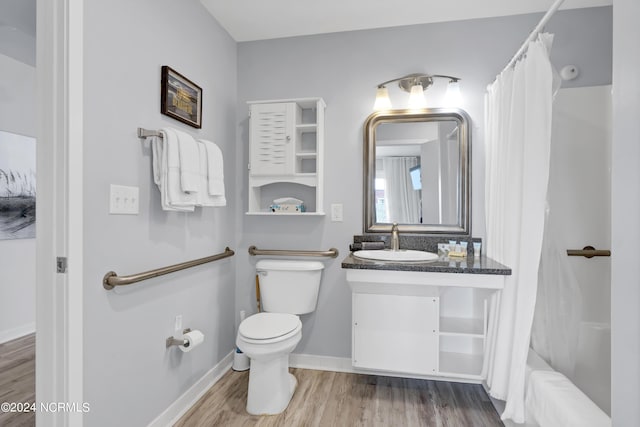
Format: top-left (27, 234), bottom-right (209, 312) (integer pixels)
top-left (352, 293), bottom-right (438, 375)
top-left (249, 102), bottom-right (295, 176)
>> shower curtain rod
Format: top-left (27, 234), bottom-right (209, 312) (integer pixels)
top-left (502, 0), bottom-right (565, 73)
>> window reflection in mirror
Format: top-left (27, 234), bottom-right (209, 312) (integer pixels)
top-left (364, 109), bottom-right (470, 235)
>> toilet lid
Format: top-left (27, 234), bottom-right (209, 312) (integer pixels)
top-left (239, 312), bottom-right (300, 340)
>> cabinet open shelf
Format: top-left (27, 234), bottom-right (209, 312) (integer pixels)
top-left (296, 123), bottom-right (317, 132)
top-left (438, 351), bottom-right (484, 378)
top-left (295, 152), bottom-right (317, 158)
top-left (439, 317), bottom-right (484, 337)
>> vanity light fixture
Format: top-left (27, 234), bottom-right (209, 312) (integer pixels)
top-left (373, 86), bottom-right (392, 111)
top-left (373, 73), bottom-right (462, 111)
top-left (408, 83), bottom-right (428, 109)
top-left (444, 79), bottom-right (463, 107)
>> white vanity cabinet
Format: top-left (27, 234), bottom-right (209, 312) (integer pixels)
top-left (246, 98), bottom-right (325, 215)
top-left (347, 269), bottom-right (505, 382)
top-left (353, 293), bottom-right (439, 375)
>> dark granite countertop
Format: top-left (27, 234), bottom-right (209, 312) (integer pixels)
top-left (341, 252), bottom-right (511, 275)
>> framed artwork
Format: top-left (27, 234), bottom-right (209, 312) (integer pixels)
top-left (0, 130), bottom-right (36, 240)
top-left (160, 66), bottom-right (203, 128)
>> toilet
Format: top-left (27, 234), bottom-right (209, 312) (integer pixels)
top-left (236, 259), bottom-right (324, 415)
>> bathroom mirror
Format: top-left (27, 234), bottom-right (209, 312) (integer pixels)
top-left (363, 108), bottom-right (470, 235)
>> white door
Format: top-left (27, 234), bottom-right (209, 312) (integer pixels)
top-left (36, 0), bottom-right (84, 425)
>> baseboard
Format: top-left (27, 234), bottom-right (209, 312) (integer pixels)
top-left (147, 350), bottom-right (234, 427)
top-left (0, 322), bottom-right (36, 344)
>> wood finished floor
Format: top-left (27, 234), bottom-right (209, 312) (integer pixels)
top-left (0, 334), bottom-right (35, 427)
top-left (176, 368), bottom-right (504, 427)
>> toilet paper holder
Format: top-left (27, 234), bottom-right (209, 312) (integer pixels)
top-left (166, 328), bottom-right (192, 348)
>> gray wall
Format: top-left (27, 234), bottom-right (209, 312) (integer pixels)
top-left (82, 0), bottom-right (237, 425)
top-left (0, 53), bottom-right (36, 342)
top-left (612, 0), bottom-right (640, 424)
top-left (76, 3), bottom-right (620, 424)
top-left (235, 7), bottom-right (612, 359)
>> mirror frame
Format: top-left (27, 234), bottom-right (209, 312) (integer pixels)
top-left (363, 107), bottom-right (471, 235)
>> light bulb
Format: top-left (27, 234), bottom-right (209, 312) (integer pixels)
top-left (373, 86), bottom-right (392, 111)
top-left (444, 80), bottom-right (462, 107)
top-left (408, 84), bottom-right (427, 109)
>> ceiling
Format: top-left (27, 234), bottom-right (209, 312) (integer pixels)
top-left (0, 0), bottom-right (613, 66)
top-left (201, 0), bottom-right (612, 42)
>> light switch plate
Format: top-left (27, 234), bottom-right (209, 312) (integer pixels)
top-left (109, 184), bottom-right (139, 215)
top-left (331, 203), bottom-right (343, 222)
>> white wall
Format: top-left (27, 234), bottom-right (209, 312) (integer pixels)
top-left (611, 0), bottom-right (640, 424)
top-left (0, 53), bottom-right (36, 343)
top-left (235, 7), bottom-right (612, 359)
top-left (82, 1), bottom-right (237, 425)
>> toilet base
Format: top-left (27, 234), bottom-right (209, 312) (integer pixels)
top-left (246, 354), bottom-right (298, 415)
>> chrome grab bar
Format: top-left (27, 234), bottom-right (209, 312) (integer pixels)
top-left (248, 245), bottom-right (339, 258)
top-left (566, 245), bottom-right (611, 259)
top-left (103, 247), bottom-right (235, 290)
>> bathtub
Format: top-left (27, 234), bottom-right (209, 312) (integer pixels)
top-left (496, 345), bottom-right (611, 427)
top-left (523, 347), bottom-right (611, 427)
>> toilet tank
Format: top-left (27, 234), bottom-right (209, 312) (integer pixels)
top-left (256, 259), bottom-right (324, 315)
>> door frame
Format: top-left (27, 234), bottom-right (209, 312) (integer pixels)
top-left (35, 0), bottom-right (84, 425)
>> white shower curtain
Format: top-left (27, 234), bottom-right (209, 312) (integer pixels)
top-left (483, 33), bottom-right (554, 423)
top-left (383, 157), bottom-right (420, 223)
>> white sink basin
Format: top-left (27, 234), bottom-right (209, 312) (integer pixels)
top-left (353, 249), bottom-right (439, 262)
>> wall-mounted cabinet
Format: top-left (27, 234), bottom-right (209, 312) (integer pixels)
top-left (246, 97), bottom-right (325, 215)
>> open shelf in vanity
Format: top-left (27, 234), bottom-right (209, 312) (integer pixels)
top-left (437, 287), bottom-right (490, 379)
top-left (343, 255), bottom-right (510, 382)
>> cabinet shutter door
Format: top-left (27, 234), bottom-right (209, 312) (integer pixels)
top-left (249, 103), bottom-right (295, 176)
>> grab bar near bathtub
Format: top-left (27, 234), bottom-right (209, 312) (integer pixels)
top-left (566, 246), bottom-right (611, 259)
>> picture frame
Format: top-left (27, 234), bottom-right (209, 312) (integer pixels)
top-left (160, 66), bottom-right (202, 128)
top-left (0, 130), bottom-right (36, 240)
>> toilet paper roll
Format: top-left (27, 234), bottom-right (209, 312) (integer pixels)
top-left (179, 330), bottom-right (204, 353)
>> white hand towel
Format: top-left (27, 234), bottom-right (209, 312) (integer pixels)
top-left (151, 134), bottom-right (162, 187)
top-left (195, 142), bottom-right (226, 207)
top-left (200, 139), bottom-right (226, 198)
top-left (173, 128), bottom-right (200, 194)
top-left (161, 128), bottom-right (196, 211)
top-left (151, 131), bottom-right (189, 211)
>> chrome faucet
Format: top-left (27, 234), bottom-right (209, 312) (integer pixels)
top-left (390, 223), bottom-right (400, 251)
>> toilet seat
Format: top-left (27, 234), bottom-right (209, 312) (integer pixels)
top-left (238, 312), bottom-right (301, 343)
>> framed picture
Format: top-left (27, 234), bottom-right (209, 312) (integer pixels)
top-left (161, 66), bottom-right (202, 128)
top-left (0, 130), bottom-right (36, 240)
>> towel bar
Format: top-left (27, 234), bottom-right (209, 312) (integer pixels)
top-left (248, 245), bottom-right (339, 258)
top-left (137, 127), bottom-right (163, 139)
top-left (103, 247), bottom-right (235, 290)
